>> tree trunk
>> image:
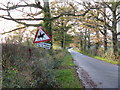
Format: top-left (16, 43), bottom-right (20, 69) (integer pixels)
top-left (87, 30), bottom-right (91, 49)
top-left (112, 10), bottom-right (118, 57)
top-left (43, 0), bottom-right (54, 61)
top-left (43, 0), bottom-right (52, 46)
top-left (95, 31), bottom-right (100, 56)
top-left (61, 33), bottom-right (65, 49)
top-left (61, 39), bottom-right (64, 49)
top-left (104, 29), bottom-right (107, 53)
top-left (63, 30), bottom-right (65, 49)
top-left (112, 32), bottom-right (118, 56)
top-left (61, 30), bottom-right (64, 49)
top-left (80, 32), bottom-right (83, 51)
top-left (84, 29), bottom-right (87, 51)
top-left (61, 22), bottom-right (66, 49)
top-left (103, 8), bottom-right (107, 53)
top-left (95, 10), bottom-right (100, 56)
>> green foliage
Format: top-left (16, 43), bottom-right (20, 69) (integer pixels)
top-left (50, 1), bottom-right (77, 16)
top-left (60, 52), bottom-right (74, 67)
top-left (53, 30), bottom-right (73, 48)
top-left (3, 66), bottom-right (33, 88)
top-left (3, 66), bottom-right (20, 88)
top-left (50, 1), bottom-right (75, 49)
top-left (52, 16), bottom-right (73, 48)
top-left (108, 2), bottom-right (120, 9)
top-left (54, 52), bottom-right (81, 88)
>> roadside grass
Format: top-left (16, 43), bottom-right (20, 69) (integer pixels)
top-left (91, 56), bottom-right (119, 65)
top-left (54, 51), bottom-right (81, 88)
top-left (75, 49), bottom-right (119, 65)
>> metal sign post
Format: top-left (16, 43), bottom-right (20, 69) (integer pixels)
top-left (44, 48), bottom-right (50, 71)
top-left (43, 48), bottom-right (52, 84)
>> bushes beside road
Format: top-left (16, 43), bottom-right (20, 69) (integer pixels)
top-left (2, 43), bottom-right (80, 88)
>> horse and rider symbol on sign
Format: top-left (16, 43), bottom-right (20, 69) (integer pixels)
top-left (38, 32), bottom-right (45, 40)
top-left (33, 26), bottom-right (52, 43)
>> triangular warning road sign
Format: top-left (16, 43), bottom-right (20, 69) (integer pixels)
top-left (33, 26), bottom-right (52, 43)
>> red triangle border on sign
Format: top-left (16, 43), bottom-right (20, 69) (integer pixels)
top-left (33, 26), bottom-right (52, 43)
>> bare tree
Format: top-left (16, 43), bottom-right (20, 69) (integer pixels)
top-left (0, 0), bottom-right (90, 34)
top-left (80, 1), bottom-right (120, 56)
top-left (95, 2), bottom-right (120, 57)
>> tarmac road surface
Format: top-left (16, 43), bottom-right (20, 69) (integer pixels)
top-left (68, 49), bottom-right (119, 88)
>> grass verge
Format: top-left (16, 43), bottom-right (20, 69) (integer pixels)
top-left (54, 51), bottom-right (81, 88)
top-left (75, 49), bottom-right (119, 65)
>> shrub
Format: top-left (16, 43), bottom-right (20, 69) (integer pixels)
top-left (2, 43), bottom-right (66, 88)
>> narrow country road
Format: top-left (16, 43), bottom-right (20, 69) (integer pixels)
top-left (68, 49), bottom-right (120, 88)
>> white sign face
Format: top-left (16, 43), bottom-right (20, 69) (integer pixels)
top-left (37, 42), bottom-right (51, 49)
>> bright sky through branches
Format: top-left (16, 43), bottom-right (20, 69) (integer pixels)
top-left (0, 0), bottom-right (78, 34)
top-left (0, 0), bottom-right (119, 33)
top-left (0, 0), bottom-right (119, 42)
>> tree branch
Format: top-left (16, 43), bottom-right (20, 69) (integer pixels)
top-left (94, 16), bottom-right (112, 30)
top-left (0, 16), bottom-right (45, 21)
top-left (103, 2), bottom-right (113, 12)
top-left (117, 16), bottom-right (120, 23)
top-left (0, 4), bottom-right (44, 11)
top-left (99, 29), bottom-right (105, 35)
top-left (117, 32), bottom-right (120, 35)
top-left (11, 19), bottom-right (42, 27)
top-left (51, 9), bottom-right (90, 20)
top-left (99, 9), bottom-right (113, 22)
top-left (1, 26), bottom-right (26, 34)
top-left (116, 12), bottom-right (120, 17)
